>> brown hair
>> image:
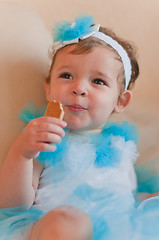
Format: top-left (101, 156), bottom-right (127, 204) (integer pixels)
top-left (46, 26), bottom-right (139, 91)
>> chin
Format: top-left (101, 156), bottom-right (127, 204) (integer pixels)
top-left (67, 123), bottom-right (84, 131)
top-left (66, 121), bottom-right (88, 131)
top-left (64, 117), bottom-right (84, 130)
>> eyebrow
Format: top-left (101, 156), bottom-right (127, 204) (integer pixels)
top-left (92, 71), bottom-right (112, 82)
top-left (56, 65), bottom-right (71, 71)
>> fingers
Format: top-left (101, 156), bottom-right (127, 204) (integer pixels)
top-left (39, 117), bottom-right (67, 128)
top-left (31, 117), bottom-right (67, 137)
top-left (18, 117), bottom-right (67, 159)
top-left (28, 118), bottom-right (66, 143)
top-left (32, 142), bottom-right (57, 153)
top-left (36, 131), bottom-right (62, 144)
top-left (35, 122), bottom-right (66, 138)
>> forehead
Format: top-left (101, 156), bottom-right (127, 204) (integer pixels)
top-left (52, 44), bottom-right (123, 78)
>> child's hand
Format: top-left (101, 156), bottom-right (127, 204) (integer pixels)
top-left (15, 117), bottom-right (67, 159)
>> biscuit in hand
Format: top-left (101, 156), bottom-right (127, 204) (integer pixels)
top-left (45, 101), bottom-right (64, 120)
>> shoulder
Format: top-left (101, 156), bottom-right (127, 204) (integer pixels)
top-left (95, 121), bottom-right (139, 168)
top-left (102, 121), bottom-right (139, 144)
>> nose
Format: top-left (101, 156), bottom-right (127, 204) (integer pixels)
top-left (73, 90), bottom-right (87, 96)
top-left (72, 80), bottom-right (88, 96)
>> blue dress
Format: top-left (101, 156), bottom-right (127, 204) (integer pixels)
top-left (0, 104), bottom-right (159, 240)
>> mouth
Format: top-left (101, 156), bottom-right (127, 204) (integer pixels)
top-left (67, 104), bottom-right (87, 113)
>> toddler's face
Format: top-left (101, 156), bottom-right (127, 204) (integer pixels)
top-left (45, 45), bottom-right (123, 132)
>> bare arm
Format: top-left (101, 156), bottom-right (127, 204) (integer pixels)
top-left (0, 141), bottom-right (35, 208)
top-left (0, 117), bottom-right (66, 208)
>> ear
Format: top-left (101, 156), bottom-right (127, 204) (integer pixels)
top-left (44, 82), bottom-right (50, 101)
top-left (114, 90), bottom-right (132, 113)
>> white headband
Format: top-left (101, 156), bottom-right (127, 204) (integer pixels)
top-left (53, 24), bottom-right (132, 90)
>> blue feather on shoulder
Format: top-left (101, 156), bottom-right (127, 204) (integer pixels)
top-left (102, 121), bottom-right (139, 143)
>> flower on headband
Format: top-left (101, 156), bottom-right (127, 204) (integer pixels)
top-left (52, 15), bottom-right (95, 43)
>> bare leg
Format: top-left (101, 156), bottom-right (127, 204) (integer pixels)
top-left (29, 205), bottom-right (93, 240)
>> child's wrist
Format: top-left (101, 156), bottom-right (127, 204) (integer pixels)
top-left (10, 136), bottom-right (34, 161)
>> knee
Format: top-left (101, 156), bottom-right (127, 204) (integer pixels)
top-left (30, 205), bottom-right (93, 240)
top-left (53, 205), bottom-right (93, 239)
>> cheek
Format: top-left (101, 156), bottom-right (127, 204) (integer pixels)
top-left (50, 91), bottom-right (61, 101)
top-left (46, 81), bottom-right (62, 100)
top-left (92, 94), bottom-right (118, 116)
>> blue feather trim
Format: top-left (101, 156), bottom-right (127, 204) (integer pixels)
top-left (101, 121), bottom-right (139, 143)
top-left (0, 206), bottom-right (43, 239)
top-left (52, 15), bottom-right (95, 42)
top-left (18, 101), bottom-right (46, 123)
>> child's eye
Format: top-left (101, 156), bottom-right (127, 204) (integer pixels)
top-left (92, 79), bottom-right (106, 85)
top-left (59, 72), bottom-right (73, 79)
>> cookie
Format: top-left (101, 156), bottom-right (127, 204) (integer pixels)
top-left (45, 101), bottom-right (64, 120)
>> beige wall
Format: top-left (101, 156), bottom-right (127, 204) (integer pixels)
top-left (0, 0), bottom-right (159, 165)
